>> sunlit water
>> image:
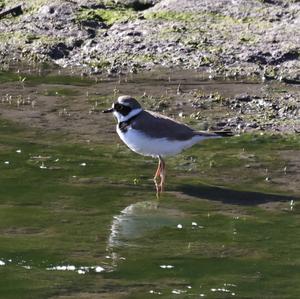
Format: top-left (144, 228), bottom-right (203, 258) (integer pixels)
top-left (0, 69), bottom-right (299, 299)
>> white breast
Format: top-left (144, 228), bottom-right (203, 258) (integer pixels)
top-left (117, 126), bottom-right (205, 157)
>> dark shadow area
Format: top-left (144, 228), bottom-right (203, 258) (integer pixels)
top-left (131, 1), bottom-right (155, 11)
top-left (177, 184), bottom-right (299, 206)
top-left (0, 4), bottom-right (23, 19)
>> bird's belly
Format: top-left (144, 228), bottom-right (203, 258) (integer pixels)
top-left (117, 127), bottom-right (201, 157)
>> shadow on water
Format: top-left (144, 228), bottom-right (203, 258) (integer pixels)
top-left (177, 184), bottom-right (298, 206)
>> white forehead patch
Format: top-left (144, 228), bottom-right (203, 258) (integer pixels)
top-left (117, 99), bottom-right (130, 106)
top-left (117, 95), bottom-right (133, 105)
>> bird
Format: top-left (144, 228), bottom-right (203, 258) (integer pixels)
top-left (103, 95), bottom-right (233, 196)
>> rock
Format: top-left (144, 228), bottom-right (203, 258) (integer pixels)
top-left (271, 49), bottom-right (300, 65)
top-left (119, 0), bottom-right (160, 10)
top-left (38, 3), bottom-right (74, 19)
top-left (0, 0), bottom-right (300, 82)
top-left (246, 51), bottom-right (272, 65)
top-left (235, 93), bottom-right (252, 102)
top-left (281, 76), bottom-right (300, 85)
top-left (77, 1), bottom-right (105, 9)
top-left (38, 5), bottom-right (56, 17)
top-left (80, 19), bottom-right (107, 29)
top-left (48, 43), bottom-right (69, 59)
top-left (246, 122), bottom-right (259, 129)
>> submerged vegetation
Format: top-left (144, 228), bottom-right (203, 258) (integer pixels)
top-left (0, 111), bottom-right (299, 298)
top-left (0, 70), bottom-right (94, 85)
top-left (0, 0), bottom-right (299, 296)
top-left (0, 67), bottom-right (299, 298)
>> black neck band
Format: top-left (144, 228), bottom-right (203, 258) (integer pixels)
top-left (118, 112), bottom-right (141, 133)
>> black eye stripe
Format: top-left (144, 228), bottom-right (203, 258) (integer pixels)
top-left (114, 103), bottom-right (131, 116)
top-left (114, 103), bottom-right (125, 110)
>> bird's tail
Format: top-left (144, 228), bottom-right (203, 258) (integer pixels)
top-left (195, 130), bottom-right (234, 138)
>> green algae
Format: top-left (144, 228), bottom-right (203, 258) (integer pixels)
top-left (77, 7), bottom-right (137, 26)
top-left (145, 11), bottom-right (199, 22)
top-left (0, 70), bottom-right (94, 85)
top-left (0, 68), bottom-right (300, 299)
top-left (1, 117), bottom-right (299, 299)
top-left (170, 133), bottom-right (300, 196)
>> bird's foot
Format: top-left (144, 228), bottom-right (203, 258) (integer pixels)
top-left (154, 178), bottom-right (161, 198)
top-left (154, 156), bottom-right (165, 198)
top-left (154, 178), bottom-right (165, 199)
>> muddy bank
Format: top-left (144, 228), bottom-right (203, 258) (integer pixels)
top-left (0, 69), bottom-right (299, 138)
top-left (0, 0), bottom-right (299, 82)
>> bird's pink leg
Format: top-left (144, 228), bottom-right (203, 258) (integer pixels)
top-left (159, 157), bottom-right (166, 192)
top-left (153, 156), bottom-right (166, 197)
top-left (154, 158), bottom-right (161, 181)
top-left (154, 158), bottom-right (161, 196)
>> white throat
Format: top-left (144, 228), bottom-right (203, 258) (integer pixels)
top-left (114, 108), bottom-right (142, 123)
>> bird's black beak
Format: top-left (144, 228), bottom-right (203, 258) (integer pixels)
top-left (102, 107), bottom-right (114, 113)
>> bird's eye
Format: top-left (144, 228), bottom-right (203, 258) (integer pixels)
top-left (115, 103), bottom-right (124, 111)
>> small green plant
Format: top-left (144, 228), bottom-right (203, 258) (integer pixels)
top-left (18, 75), bottom-right (26, 82)
top-left (145, 11), bottom-right (199, 22)
top-left (18, 75), bottom-right (26, 88)
top-left (88, 58), bottom-right (111, 70)
top-left (77, 8), bottom-right (136, 26)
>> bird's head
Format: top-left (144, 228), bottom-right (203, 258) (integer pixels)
top-left (103, 95), bottom-right (142, 122)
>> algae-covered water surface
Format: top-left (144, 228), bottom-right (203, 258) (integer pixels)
top-left (0, 69), bottom-right (299, 299)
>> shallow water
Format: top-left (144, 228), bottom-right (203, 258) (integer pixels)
top-left (0, 69), bottom-right (300, 299)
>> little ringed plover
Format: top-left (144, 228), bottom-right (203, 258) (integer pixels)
top-left (103, 95), bottom-right (233, 195)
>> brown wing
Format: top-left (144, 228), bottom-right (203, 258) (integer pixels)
top-left (131, 110), bottom-right (196, 141)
